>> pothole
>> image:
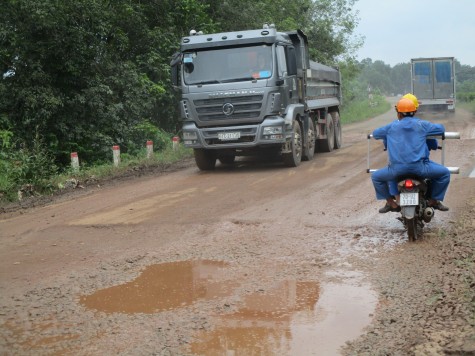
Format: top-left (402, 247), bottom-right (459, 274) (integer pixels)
top-left (190, 279), bottom-right (377, 355)
top-left (80, 260), bottom-right (377, 354)
top-left (80, 260), bottom-right (235, 314)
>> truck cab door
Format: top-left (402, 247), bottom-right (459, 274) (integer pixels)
top-left (276, 45), bottom-right (298, 106)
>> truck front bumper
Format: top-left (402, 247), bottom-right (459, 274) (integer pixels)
top-left (182, 117), bottom-right (290, 149)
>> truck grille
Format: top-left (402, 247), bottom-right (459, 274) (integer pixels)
top-left (193, 95), bottom-right (264, 122)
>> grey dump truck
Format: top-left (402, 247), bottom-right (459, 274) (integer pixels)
top-left (170, 24), bottom-right (342, 170)
top-left (411, 57), bottom-right (456, 113)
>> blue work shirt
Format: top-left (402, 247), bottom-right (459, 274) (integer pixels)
top-left (426, 138), bottom-right (439, 151)
top-left (382, 138), bottom-right (438, 151)
top-left (373, 116), bottom-right (445, 167)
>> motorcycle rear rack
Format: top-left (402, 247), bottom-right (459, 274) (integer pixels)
top-left (366, 131), bottom-right (460, 174)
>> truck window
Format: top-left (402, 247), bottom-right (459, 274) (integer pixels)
top-left (276, 45), bottom-right (287, 77)
top-left (182, 45), bottom-right (273, 85)
top-left (435, 61), bottom-right (451, 83)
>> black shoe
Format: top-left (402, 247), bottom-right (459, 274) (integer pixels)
top-left (431, 201), bottom-right (449, 211)
top-left (379, 204), bottom-right (401, 213)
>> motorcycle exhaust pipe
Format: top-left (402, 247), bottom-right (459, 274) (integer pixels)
top-left (423, 207), bottom-right (435, 223)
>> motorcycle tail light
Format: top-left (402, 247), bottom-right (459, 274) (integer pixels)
top-left (405, 179), bottom-right (414, 190)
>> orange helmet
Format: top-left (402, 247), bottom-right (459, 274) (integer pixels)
top-left (396, 97), bottom-right (416, 113)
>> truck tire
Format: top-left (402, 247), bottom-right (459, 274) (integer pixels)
top-left (331, 111), bottom-right (342, 149)
top-left (194, 149), bottom-right (216, 170)
top-left (302, 117), bottom-right (316, 161)
top-left (218, 155), bottom-right (236, 165)
top-left (283, 120), bottom-right (302, 167)
top-left (317, 113), bottom-right (334, 152)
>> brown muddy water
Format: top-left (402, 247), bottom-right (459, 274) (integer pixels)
top-left (80, 260), bottom-right (377, 354)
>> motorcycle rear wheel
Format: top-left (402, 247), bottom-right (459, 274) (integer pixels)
top-left (405, 217), bottom-right (418, 242)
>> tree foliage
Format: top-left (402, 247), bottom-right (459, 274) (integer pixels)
top-left (0, 0), bottom-right (215, 166)
top-left (200, 0), bottom-right (362, 64)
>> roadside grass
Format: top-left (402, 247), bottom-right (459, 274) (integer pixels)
top-left (340, 95), bottom-right (391, 124)
top-left (51, 144), bottom-right (193, 186)
top-left (0, 145), bottom-right (193, 205)
top-left (458, 101), bottom-right (475, 114)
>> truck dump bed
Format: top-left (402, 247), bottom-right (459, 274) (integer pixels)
top-left (306, 60), bottom-right (341, 110)
top-left (309, 61), bottom-right (340, 83)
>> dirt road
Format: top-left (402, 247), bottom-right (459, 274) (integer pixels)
top-left (1, 103), bottom-right (475, 355)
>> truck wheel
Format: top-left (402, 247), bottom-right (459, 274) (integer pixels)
top-left (302, 117), bottom-right (316, 161)
top-left (331, 111), bottom-right (342, 149)
top-left (317, 113), bottom-right (334, 152)
top-left (218, 155), bottom-right (236, 165)
top-left (283, 120), bottom-right (302, 167)
top-left (194, 149), bottom-right (216, 170)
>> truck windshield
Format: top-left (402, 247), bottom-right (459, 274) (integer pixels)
top-left (183, 45), bottom-right (273, 85)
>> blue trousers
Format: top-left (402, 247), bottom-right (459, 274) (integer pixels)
top-left (372, 161), bottom-right (450, 201)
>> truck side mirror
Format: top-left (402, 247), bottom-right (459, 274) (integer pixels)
top-left (170, 52), bottom-right (182, 87)
top-left (171, 66), bottom-right (179, 87)
top-left (276, 79), bottom-right (284, 86)
top-left (286, 47), bottom-right (297, 76)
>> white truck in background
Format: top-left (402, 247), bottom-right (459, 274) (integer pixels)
top-left (410, 57), bottom-right (455, 114)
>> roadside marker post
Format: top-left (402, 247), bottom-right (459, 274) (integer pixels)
top-left (146, 140), bottom-right (153, 159)
top-left (71, 152), bottom-right (79, 172)
top-left (172, 136), bottom-right (179, 150)
top-left (112, 145), bottom-right (120, 167)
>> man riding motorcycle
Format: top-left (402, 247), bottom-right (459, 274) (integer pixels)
top-left (371, 97), bottom-right (450, 212)
top-left (379, 93), bottom-right (443, 213)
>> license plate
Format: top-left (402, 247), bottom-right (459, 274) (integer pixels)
top-left (400, 193), bottom-right (419, 206)
top-left (218, 132), bottom-right (240, 140)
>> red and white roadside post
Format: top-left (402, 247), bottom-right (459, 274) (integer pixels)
top-left (172, 136), bottom-right (179, 150)
top-left (70, 152), bottom-right (79, 172)
top-left (112, 145), bottom-right (120, 167)
top-left (146, 140), bottom-right (153, 159)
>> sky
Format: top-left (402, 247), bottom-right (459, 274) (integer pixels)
top-left (354, 0), bottom-right (475, 67)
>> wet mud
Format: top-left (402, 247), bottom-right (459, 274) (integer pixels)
top-left (1, 103), bottom-right (475, 355)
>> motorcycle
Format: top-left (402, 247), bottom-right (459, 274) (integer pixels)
top-left (397, 176), bottom-right (434, 241)
top-left (367, 132), bottom-right (460, 241)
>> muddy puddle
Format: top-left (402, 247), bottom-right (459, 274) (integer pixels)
top-left (81, 261), bottom-right (377, 354)
top-left (190, 279), bottom-right (377, 355)
top-left (80, 260), bottom-right (235, 313)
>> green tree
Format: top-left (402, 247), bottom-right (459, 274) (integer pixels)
top-left (201, 0), bottom-right (361, 65)
top-left (305, 0), bottom-right (363, 64)
top-left (0, 0), bottom-right (215, 166)
top-left (390, 63), bottom-right (411, 95)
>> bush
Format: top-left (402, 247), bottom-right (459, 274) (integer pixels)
top-left (125, 120), bottom-right (174, 156)
top-left (458, 92), bottom-right (475, 102)
top-left (0, 138), bottom-right (58, 201)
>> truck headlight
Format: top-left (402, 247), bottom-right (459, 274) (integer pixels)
top-left (183, 131), bottom-right (198, 140)
top-left (263, 126), bottom-right (283, 140)
top-left (263, 126), bottom-right (283, 135)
